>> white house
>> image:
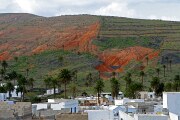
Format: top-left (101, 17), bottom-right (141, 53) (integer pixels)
top-left (6, 86), bottom-right (22, 98)
top-left (0, 93), bottom-right (7, 101)
top-left (163, 92), bottom-right (180, 120)
top-left (49, 99), bottom-right (78, 113)
top-left (119, 110), bottom-right (169, 120)
top-left (32, 99), bottom-right (78, 113)
top-left (115, 98), bottom-right (144, 106)
top-left (85, 110), bottom-right (114, 120)
top-left (45, 88), bottom-right (60, 95)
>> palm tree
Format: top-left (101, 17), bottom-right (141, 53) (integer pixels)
top-left (145, 56), bottom-right (149, 66)
top-left (5, 82), bottom-right (14, 99)
top-left (165, 82), bottom-right (172, 92)
top-left (50, 78), bottom-right (58, 98)
top-left (59, 69), bottom-right (72, 98)
top-left (17, 76), bottom-right (27, 101)
top-left (169, 59), bottom-right (172, 72)
top-left (70, 83), bottom-right (78, 99)
top-left (0, 85), bottom-right (6, 93)
top-left (156, 68), bottom-right (160, 78)
top-left (86, 73), bottom-right (93, 87)
top-left (14, 57), bottom-right (18, 62)
top-left (163, 65), bottom-right (166, 77)
top-left (124, 76), bottom-right (132, 89)
top-left (0, 69), bottom-right (5, 81)
top-left (174, 75), bottom-right (180, 91)
top-left (16, 85), bottom-right (23, 101)
top-left (26, 68), bottom-right (29, 78)
top-left (140, 71), bottom-right (145, 86)
top-left (1, 60), bottom-right (8, 72)
top-left (58, 56), bottom-right (64, 66)
top-left (29, 78), bottom-right (35, 89)
top-left (110, 78), bottom-right (120, 99)
top-left (72, 70), bottom-right (78, 82)
top-left (150, 77), bottom-right (160, 91)
top-left (112, 72), bottom-right (116, 79)
top-left (44, 77), bottom-right (51, 90)
top-left (8, 71), bottom-right (17, 85)
top-left (94, 79), bottom-right (104, 105)
top-left (125, 82), bottom-right (143, 99)
top-left (165, 56), bottom-right (169, 71)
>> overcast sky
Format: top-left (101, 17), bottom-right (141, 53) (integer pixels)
top-left (0, 0), bottom-right (180, 21)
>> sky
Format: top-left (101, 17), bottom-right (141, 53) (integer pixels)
top-left (0, 0), bottom-right (180, 21)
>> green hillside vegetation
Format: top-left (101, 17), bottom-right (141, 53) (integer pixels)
top-left (7, 50), bottom-right (99, 87)
top-left (0, 14), bottom-right (179, 102)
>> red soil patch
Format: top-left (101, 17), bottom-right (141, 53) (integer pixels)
top-left (0, 51), bottom-right (10, 61)
top-left (32, 44), bottom-right (49, 54)
top-left (96, 46), bottom-right (159, 73)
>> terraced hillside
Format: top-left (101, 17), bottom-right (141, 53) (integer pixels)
top-left (0, 13), bottom-right (99, 60)
top-left (0, 14), bottom-right (179, 83)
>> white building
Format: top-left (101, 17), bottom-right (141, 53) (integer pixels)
top-left (45, 88), bottom-right (60, 95)
top-left (119, 110), bottom-right (169, 120)
top-left (101, 92), bottom-right (124, 101)
top-left (0, 93), bottom-right (7, 101)
top-left (6, 86), bottom-right (22, 98)
top-left (49, 99), bottom-right (78, 113)
top-left (115, 98), bottom-right (144, 106)
top-left (163, 92), bottom-right (180, 120)
top-left (139, 91), bottom-right (156, 99)
top-left (32, 99), bottom-right (79, 113)
top-left (85, 110), bottom-right (114, 120)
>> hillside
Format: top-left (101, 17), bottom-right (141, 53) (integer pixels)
top-left (0, 13), bottom-right (179, 90)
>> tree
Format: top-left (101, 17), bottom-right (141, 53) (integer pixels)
top-left (16, 85), bottom-right (23, 100)
top-left (145, 56), bottom-right (149, 66)
top-left (5, 82), bottom-right (14, 99)
top-left (72, 70), bottom-right (78, 82)
top-left (110, 78), bottom-right (120, 99)
top-left (0, 85), bottom-right (6, 93)
top-left (70, 83), bottom-right (78, 99)
top-left (59, 69), bottom-right (72, 98)
top-left (140, 71), bottom-right (145, 86)
top-left (150, 77), bottom-right (160, 91)
top-left (169, 59), bottom-right (172, 72)
top-left (1, 60), bottom-right (8, 72)
top-left (58, 56), bottom-right (64, 66)
top-left (28, 78), bottom-right (35, 89)
top-left (125, 82), bottom-right (143, 99)
top-left (155, 68), bottom-right (160, 78)
top-left (163, 65), bottom-right (166, 77)
top-left (14, 57), bottom-right (18, 62)
top-left (155, 83), bottom-right (164, 97)
top-left (173, 75), bottom-right (180, 91)
top-left (112, 72), bottom-right (116, 79)
top-left (17, 76), bottom-right (27, 101)
top-left (50, 78), bottom-right (58, 98)
top-left (86, 73), bottom-right (93, 87)
top-left (0, 69), bottom-right (5, 81)
top-left (165, 82), bottom-right (172, 92)
top-left (124, 75), bottom-right (132, 89)
top-left (44, 77), bottom-right (51, 90)
top-left (94, 79), bottom-right (104, 105)
top-left (8, 71), bottom-right (17, 85)
top-left (165, 56), bottom-right (169, 71)
top-left (26, 68), bottom-right (29, 78)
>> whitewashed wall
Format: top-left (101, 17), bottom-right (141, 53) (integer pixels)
top-left (86, 110), bottom-right (113, 120)
top-left (32, 103), bottom-right (48, 110)
top-left (163, 92), bottom-right (180, 116)
top-left (134, 114), bottom-right (168, 120)
top-left (119, 111), bottom-right (135, 120)
top-left (169, 112), bottom-right (180, 120)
